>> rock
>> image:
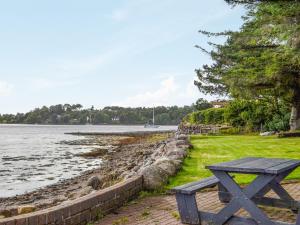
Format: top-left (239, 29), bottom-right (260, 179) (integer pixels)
top-left (69, 186), bottom-right (93, 199)
top-left (176, 140), bottom-right (188, 147)
top-left (177, 134), bottom-right (188, 141)
top-left (166, 149), bottom-right (187, 160)
top-left (87, 175), bottom-right (102, 190)
top-left (0, 209), bottom-right (12, 217)
top-left (140, 165), bottom-right (169, 190)
top-left (260, 131), bottom-right (275, 136)
top-left (154, 158), bottom-right (181, 176)
top-left (122, 171), bottom-right (138, 179)
top-left (18, 205), bottom-right (36, 214)
top-left (79, 186), bottom-right (93, 197)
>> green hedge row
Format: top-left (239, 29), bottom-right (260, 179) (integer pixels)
top-left (184, 99), bottom-right (290, 132)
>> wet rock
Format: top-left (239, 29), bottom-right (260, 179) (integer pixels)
top-left (0, 208), bottom-right (17, 217)
top-left (18, 205), bottom-right (36, 214)
top-left (87, 175), bottom-right (102, 190)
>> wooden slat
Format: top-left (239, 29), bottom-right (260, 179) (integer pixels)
top-left (207, 157), bottom-right (300, 174)
top-left (206, 157), bottom-right (258, 170)
top-left (266, 160), bottom-right (300, 174)
top-left (172, 176), bottom-right (219, 194)
top-left (231, 158), bottom-right (292, 174)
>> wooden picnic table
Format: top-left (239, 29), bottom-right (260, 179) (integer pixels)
top-left (205, 157), bottom-right (300, 225)
top-left (173, 157), bottom-right (300, 225)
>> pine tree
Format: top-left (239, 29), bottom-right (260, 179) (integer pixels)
top-left (195, 1), bottom-right (300, 130)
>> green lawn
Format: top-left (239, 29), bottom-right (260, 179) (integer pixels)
top-left (167, 135), bottom-right (300, 188)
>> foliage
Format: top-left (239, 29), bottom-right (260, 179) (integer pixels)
top-left (185, 99), bottom-right (290, 131)
top-left (194, 1), bottom-right (300, 130)
top-left (167, 135), bottom-right (300, 188)
top-left (186, 108), bottom-right (225, 125)
top-left (194, 98), bottom-right (213, 111)
top-left (225, 99), bottom-right (290, 132)
top-left (0, 104), bottom-right (194, 125)
top-left (264, 109), bottom-right (290, 132)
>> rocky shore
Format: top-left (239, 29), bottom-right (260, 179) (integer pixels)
top-left (0, 130), bottom-right (189, 219)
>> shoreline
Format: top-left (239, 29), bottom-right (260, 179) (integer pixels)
top-left (0, 131), bottom-right (176, 218)
top-left (65, 130), bottom-right (175, 136)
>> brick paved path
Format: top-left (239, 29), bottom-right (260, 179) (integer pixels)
top-left (96, 182), bottom-right (300, 225)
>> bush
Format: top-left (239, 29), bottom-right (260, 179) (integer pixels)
top-left (264, 109), bottom-right (290, 132)
top-left (185, 99), bottom-right (291, 132)
top-left (186, 108), bottom-right (225, 125)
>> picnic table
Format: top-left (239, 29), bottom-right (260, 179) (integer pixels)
top-left (173, 157), bottom-right (300, 225)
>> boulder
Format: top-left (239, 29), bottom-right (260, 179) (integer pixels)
top-left (166, 149), bottom-right (187, 160)
top-left (154, 158), bottom-right (181, 176)
top-left (140, 158), bottom-right (183, 190)
top-left (87, 175), bottom-right (102, 190)
top-left (177, 134), bottom-right (188, 141)
top-left (176, 140), bottom-right (188, 147)
top-left (18, 205), bottom-right (36, 215)
top-left (140, 165), bottom-right (169, 190)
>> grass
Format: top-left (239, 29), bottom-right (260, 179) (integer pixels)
top-left (167, 135), bottom-right (300, 188)
top-left (112, 217), bottom-right (129, 225)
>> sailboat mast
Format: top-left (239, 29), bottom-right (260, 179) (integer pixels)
top-left (153, 107), bottom-right (155, 125)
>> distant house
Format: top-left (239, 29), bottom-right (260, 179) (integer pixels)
top-left (210, 100), bottom-right (228, 108)
top-left (112, 116), bottom-right (120, 121)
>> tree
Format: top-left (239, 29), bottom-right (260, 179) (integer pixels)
top-left (195, 1), bottom-right (300, 130)
top-left (195, 98), bottom-right (213, 111)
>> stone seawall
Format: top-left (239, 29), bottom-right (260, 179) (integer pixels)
top-left (0, 176), bottom-right (143, 225)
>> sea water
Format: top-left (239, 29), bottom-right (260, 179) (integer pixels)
top-left (0, 124), bottom-right (176, 197)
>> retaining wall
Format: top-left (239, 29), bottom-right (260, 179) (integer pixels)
top-left (0, 176), bottom-right (143, 225)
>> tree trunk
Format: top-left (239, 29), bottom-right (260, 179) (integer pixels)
top-left (290, 103), bottom-right (300, 131)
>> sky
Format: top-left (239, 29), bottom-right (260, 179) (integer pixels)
top-left (0, 0), bottom-right (245, 114)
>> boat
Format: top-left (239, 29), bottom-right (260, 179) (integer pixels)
top-left (144, 107), bottom-right (160, 128)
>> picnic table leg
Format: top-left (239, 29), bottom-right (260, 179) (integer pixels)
top-left (254, 169), bottom-right (299, 212)
top-left (212, 171), bottom-right (276, 225)
top-left (175, 193), bottom-right (200, 225)
top-left (218, 183), bottom-right (231, 203)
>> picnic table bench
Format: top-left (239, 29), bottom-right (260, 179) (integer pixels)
top-left (173, 157), bottom-right (300, 225)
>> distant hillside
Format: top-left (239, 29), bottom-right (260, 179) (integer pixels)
top-left (0, 104), bottom-right (194, 125)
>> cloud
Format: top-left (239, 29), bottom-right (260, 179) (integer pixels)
top-left (115, 76), bottom-right (178, 107)
top-left (115, 75), bottom-right (213, 107)
top-left (0, 81), bottom-right (13, 97)
top-left (111, 9), bottom-right (128, 22)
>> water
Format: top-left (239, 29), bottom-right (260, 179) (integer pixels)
top-left (0, 124), bottom-right (176, 197)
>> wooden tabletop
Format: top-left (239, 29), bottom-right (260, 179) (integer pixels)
top-left (206, 157), bottom-right (300, 174)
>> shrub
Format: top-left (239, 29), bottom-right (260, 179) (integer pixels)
top-left (185, 99), bottom-right (290, 132)
top-left (186, 108), bottom-right (225, 125)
